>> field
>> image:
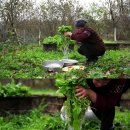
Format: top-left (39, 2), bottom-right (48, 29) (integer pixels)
top-left (0, 44), bottom-right (130, 78)
top-left (0, 43), bottom-right (130, 129)
top-left (0, 74), bottom-right (129, 130)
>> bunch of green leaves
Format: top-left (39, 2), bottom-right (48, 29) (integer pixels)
top-left (58, 25), bottom-right (72, 34)
top-left (43, 36), bottom-right (56, 44)
top-left (0, 80), bottom-right (31, 97)
top-left (55, 72), bottom-right (90, 130)
top-left (57, 25), bottom-right (76, 58)
top-left (43, 35), bottom-right (62, 45)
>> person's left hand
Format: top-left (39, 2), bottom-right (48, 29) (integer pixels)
top-left (75, 86), bottom-right (89, 98)
top-left (64, 32), bottom-right (72, 37)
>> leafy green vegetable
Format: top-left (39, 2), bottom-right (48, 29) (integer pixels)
top-left (42, 25), bottom-right (75, 59)
top-left (43, 35), bottom-right (62, 45)
top-left (57, 25), bottom-right (75, 58)
top-left (43, 36), bottom-right (56, 44)
top-left (0, 80), bottom-right (31, 97)
top-left (58, 25), bottom-right (72, 34)
top-left (55, 73), bottom-right (90, 130)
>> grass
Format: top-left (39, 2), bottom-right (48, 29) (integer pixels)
top-left (30, 89), bottom-right (63, 97)
top-left (114, 108), bottom-right (130, 129)
top-left (0, 108), bottom-right (129, 130)
top-left (0, 109), bottom-right (65, 130)
top-left (121, 90), bottom-right (130, 99)
top-left (104, 40), bottom-right (130, 44)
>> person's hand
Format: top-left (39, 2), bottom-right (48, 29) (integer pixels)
top-left (64, 32), bottom-right (72, 37)
top-left (75, 86), bottom-right (89, 98)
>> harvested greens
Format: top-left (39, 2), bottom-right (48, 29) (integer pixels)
top-left (55, 70), bottom-right (90, 130)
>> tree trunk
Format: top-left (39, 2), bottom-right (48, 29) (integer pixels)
top-left (23, 29), bottom-right (26, 43)
top-left (114, 27), bottom-right (117, 42)
top-left (14, 28), bottom-right (21, 46)
top-left (38, 29), bottom-right (41, 45)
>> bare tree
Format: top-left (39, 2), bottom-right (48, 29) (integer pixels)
top-left (39, 0), bottom-right (83, 37)
top-left (59, 0), bottom-right (83, 25)
top-left (117, 0), bottom-right (130, 40)
top-left (1, 0), bottom-right (33, 44)
top-left (104, 0), bottom-right (121, 42)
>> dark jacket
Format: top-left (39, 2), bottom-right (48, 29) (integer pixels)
top-left (71, 27), bottom-right (105, 52)
top-left (87, 79), bottom-right (127, 112)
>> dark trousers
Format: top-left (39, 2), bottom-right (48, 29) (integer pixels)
top-left (91, 107), bottom-right (115, 130)
top-left (78, 43), bottom-right (105, 61)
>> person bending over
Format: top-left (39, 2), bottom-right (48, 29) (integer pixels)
top-left (64, 20), bottom-right (105, 63)
top-left (75, 79), bottom-right (129, 130)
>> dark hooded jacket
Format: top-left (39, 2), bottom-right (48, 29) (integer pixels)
top-left (71, 27), bottom-right (105, 53)
top-left (87, 79), bottom-right (128, 111)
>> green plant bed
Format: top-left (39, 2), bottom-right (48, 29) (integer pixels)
top-left (0, 44), bottom-right (130, 78)
top-left (0, 81), bottom-right (65, 115)
top-left (0, 94), bottom-right (66, 115)
top-left (55, 49), bottom-right (130, 78)
top-left (114, 108), bottom-right (130, 129)
top-left (0, 108), bottom-right (129, 130)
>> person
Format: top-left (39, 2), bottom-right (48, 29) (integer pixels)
top-left (75, 79), bottom-right (130, 130)
top-left (64, 19), bottom-right (106, 63)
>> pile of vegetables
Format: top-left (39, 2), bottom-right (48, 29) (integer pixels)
top-left (55, 70), bottom-right (90, 130)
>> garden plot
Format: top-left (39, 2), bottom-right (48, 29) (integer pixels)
top-left (0, 80), bottom-right (129, 130)
top-left (0, 45), bottom-right (130, 78)
top-left (0, 108), bottom-right (129, 130)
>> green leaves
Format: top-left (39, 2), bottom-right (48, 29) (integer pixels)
top-left (0, 108), bottom-right (129, 130)
top-left (58, 25), bottom-right (72, 34)
top-left (42, 25), bottom-right (75, 57)
top-left (0, 81), bottom-right (31, 97)
top-left (43, 35), bottom-right (62, 45)
top-left (55, 74), bottom-right (90, 130)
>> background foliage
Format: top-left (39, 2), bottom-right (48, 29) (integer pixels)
top-left (0, 0), bottom-right (130, 44)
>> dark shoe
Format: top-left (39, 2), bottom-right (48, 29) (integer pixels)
top-left (85, 58), bottom-right (98, 65)
top-left (87, 57), bottom-right (98, 62)
top-left (85, 61), bottom-right (95, 65)
top-left (109, 125), bottom-right (115, 130)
